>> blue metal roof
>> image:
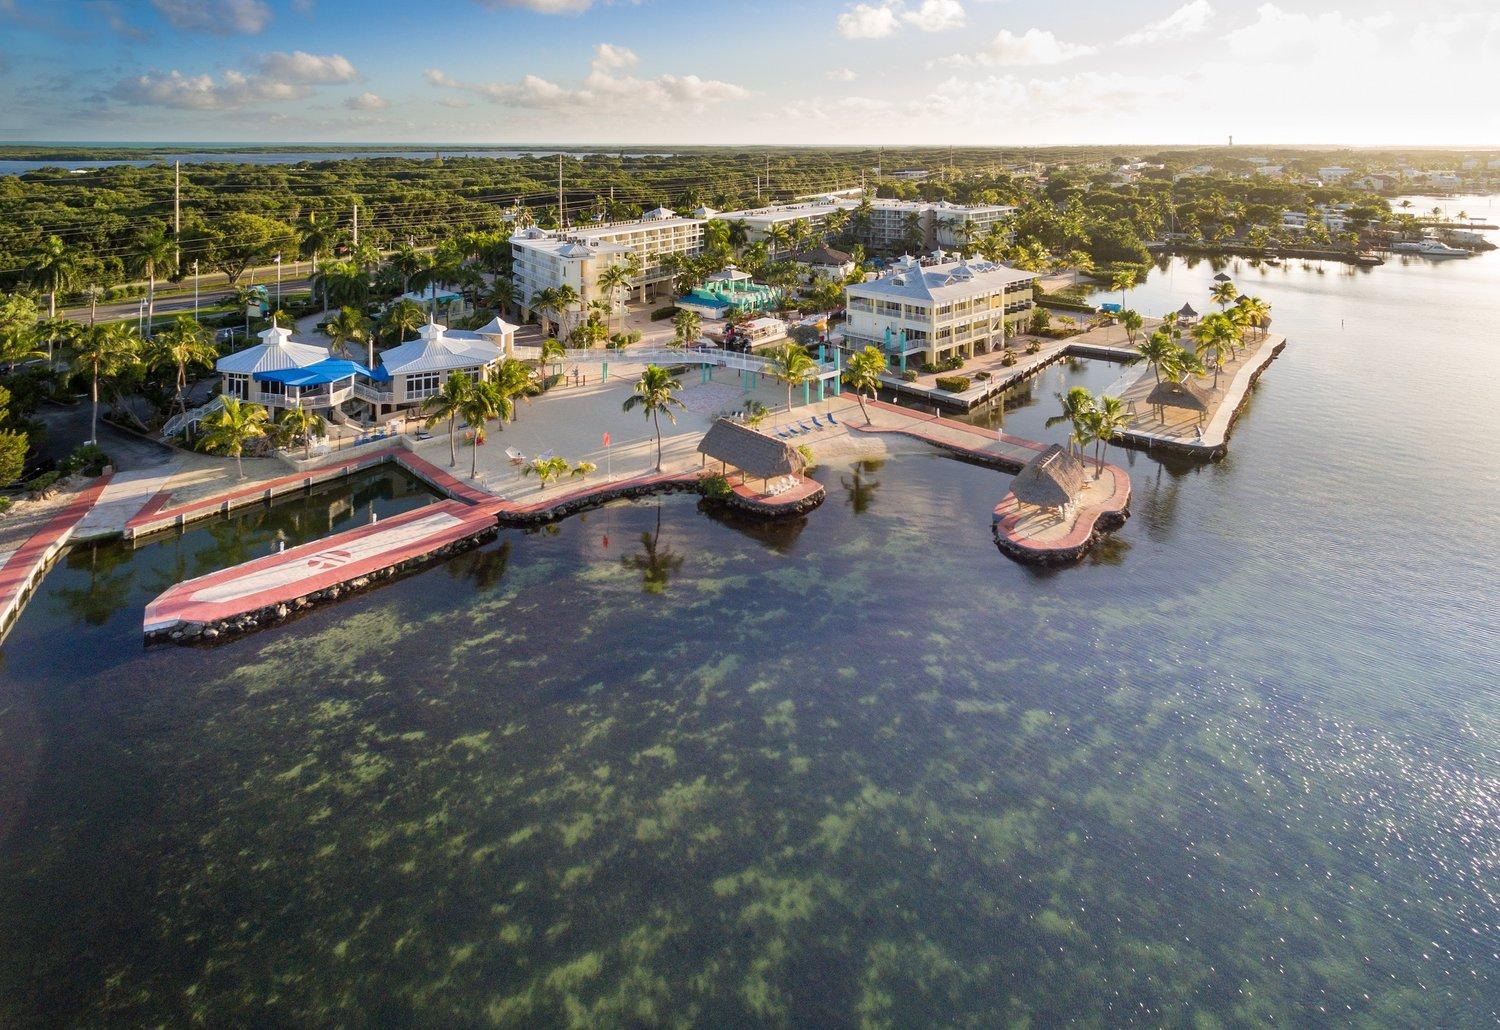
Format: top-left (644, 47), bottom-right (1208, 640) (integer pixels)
top-left (253, 358), bottom-right (372, 386)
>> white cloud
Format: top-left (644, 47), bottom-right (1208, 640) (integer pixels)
top-left (837, 2), bottom-right (900, 38)
top-left (257, 51), bottom-right (358, 84)
top-left (1226, 4), bottom-right (1392, 65)
top-left (149, 0), bottom-right (271, 35)
top-left (425, 43), bottom-right (749, 113)
top-left (837, 0), bottom-right (964, 39)
top-left (1119, 0), bottom-right (1213, 46)
top-left (344, 91), bottom-right (388, 111)
top-left (111, 51), bottom-right (360, 109)
top-left (825, 67), bottom-right (858, 82)
top-left (937, 28), bottom-right (1096, 67)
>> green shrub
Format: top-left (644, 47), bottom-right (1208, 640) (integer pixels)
top-left (1001, 351), bottom-right (1018, 367)
top-left (0, 496), bottom-right (11, 516)
top-left (1026, 341), bottom-right (1042, 355)
top-left (974, 371), bottom-right (992, 381)
top-left (25, 470), bottom-right (61, 496)
top-left (699, 472), bottom-right (733, 499)
top-left (650, 305), bottom-right (678, 321)
top-left (0, 430), bottom-right (26, 488)
top-left (795, 443), bottom-right (815, 468)
top-left (900, 369), bottom-right (918, 382)
top-left (934, 375), bottom-right (971, 393)
top-left (61, 443), bottom-right (111, 477)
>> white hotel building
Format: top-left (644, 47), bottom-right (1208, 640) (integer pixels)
top-left (841, 256), bottom-right (1038, 368)
top-left (510, 207), bottom-right (706, 319)
top-left (712, 195), bottom-right (1016, 255)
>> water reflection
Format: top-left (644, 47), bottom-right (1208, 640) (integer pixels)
top-left (622, 504), bottom-right (683, 594)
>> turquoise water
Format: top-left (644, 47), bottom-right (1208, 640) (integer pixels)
top-left (0, 248), bottom-right (1496, 1023)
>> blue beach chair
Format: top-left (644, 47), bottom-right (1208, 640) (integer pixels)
top-left (826, 411), bottom-right (839, 425)
top-left (811, 415), bottom-right (826, 429)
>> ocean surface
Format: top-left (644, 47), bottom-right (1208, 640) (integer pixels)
top-left (0, 213), bottom-right (1495, 1023)
top-left (0, 149), bottom-right (675, 176)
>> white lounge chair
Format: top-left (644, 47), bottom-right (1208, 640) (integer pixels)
top-left (505, 447), bottom-right (526, 465)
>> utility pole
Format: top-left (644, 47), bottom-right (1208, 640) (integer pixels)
top-left (352, 201), bottom-right (359, 247)
top-left (558, 154), bottom-right (565, 229)
top-left (193, 260), bottom-right (200, 318)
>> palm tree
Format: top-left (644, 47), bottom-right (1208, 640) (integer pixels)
top-left (622, 364), bottom-right (685, 471)
top-left (298, 210), bottom-right (336, 275)
top-left (596, 263), bottom-right (632, 331)
top-left (72, 322), bottom-right (139, 444)
top-left (1134, 329), bottom-right (1176, 384)
top-left (672, 307), bottom-right (701, 348)
top-left (725, 218), bottom-right (751, 251)
top-left (842, 345), bottom-right (887, 424)
top-left (1046, 386), bottom-right (1096, 458)
top-left (1087, 394), bottom-right (1128, 477)
top-left (130, 225), bottom-right (177, 339)
top-left (1110, 268), bottom-right (1137, 308)
top-left (1192, 314), bottom-right (1236, 386)
top-left (422, 373), bottom-right (471, 468)
top-left (460, 379), bottom-right (511, 477)
top-left (766, 342), bottom-right (818, 413)
top-left (379, 299), bottom-right (426, 347)
top-left (489, 357), bottom-right (537, 421)
top-left (1210, 280), bottom-right (1237, 310)
top-left (1236, 295), bottom-right (1271, 339)
top-left (149, 315), bottom-right (216, 414)
top-left (198, 396), bottom-right (269, 479)
top-left (547, 283), bottom-right (580, 339)
top-left (277, 407), bottom-right (326, 460)
top-left (531, 287), bottom-right (561, 337)
top-left (765, 222), bottom-right (792, 256)
top-left (1162, 345), bottom-right (1208, 384)
top-left (312, 260), bottom-right (368, 313)
top-left (485, 276), bottom-right (516, 318)
top-left (1120, 309), bottom-right (1143, 346)
top-left (539, 336), bottom-right (566, 373)
top-left (29, 235), bottom-right (76, 360)
top-left (324, 306), bottom-right (371, 364)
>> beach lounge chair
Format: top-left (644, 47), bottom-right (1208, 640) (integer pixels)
top-left (505, 447), bottom-right (526, 465)
top-left (776, 429), bottom-right (791, 439)
top-left (811, 415), bottom-right (826, 428)
top-left (798, 421), bottom-right (815, 433)
top-left (537, 449), bottom-right (554, 462)
top-left (826, 411), bottom-right (839, 425)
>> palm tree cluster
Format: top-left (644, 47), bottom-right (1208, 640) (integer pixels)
top-left (421, 359), bottom-right (537, 476)
top-left (1047, 387), bottom-right (1129, 476)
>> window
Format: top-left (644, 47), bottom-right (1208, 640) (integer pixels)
top-left (259, 379), bottom-right (285, 398)
top-left (406, 372), bottom-right (442, 399)
top-left (226, 374), bottom-right (247, 399)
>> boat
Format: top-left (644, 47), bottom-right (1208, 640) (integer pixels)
top-left (1391, 238), bottom-right (1472, 258)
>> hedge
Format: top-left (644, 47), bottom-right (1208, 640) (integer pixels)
top-left (650, 305), bottom-right (679, 321)
top-left (934, 375), bottom-right (971, 392)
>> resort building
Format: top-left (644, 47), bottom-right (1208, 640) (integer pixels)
top-left (841, 255), bottom-right (1038, 368)
top-left (790, 245), bottom-right (856, 284)
top-left (510, 207), bottom-right (706, 318)
top-left (715, 196), bottom-right (859, 254)
top-left (217, 326), bottom-right (336, 412)
top-left (358, 319), bottom-right (515, 418)
top-left (858, 199), bottom-right (1015, 252)
top-left (677, 266), bottom-right (781, 320)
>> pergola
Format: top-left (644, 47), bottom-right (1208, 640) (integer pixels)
top-left (697, 418), bottom-right (804, 490)
top-left (1010, 444), bottom-right (1086, 517)
top-left (1145, 378), bottom-right (1213, 423)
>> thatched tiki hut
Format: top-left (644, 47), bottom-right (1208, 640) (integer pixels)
top-left (697, 418), bottom-right (804, 490)
top-left (1010, 444), bottom-right (1085, 518)
top-left (1145, 378), bottom-right (1212, 424)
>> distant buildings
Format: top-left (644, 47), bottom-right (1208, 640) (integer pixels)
top-left (1317, 166), bottom-right (1354, 182)
top-left (510, 207), bottom-right (705, 318)
top-left (841, 255), bottom-right (1037, 368)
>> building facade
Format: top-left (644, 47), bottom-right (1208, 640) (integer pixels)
top-left (510, 207), bottom-right (706, 319)
top-left (841, 256), bottom-right (1038, 368)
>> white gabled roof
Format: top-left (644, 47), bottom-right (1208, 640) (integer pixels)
top-left (378, 320), bottom-right (502, 376)
top-left (216, 325), bottom-right (329, 375)
top-left (476, 315), bottom-right (519, 337)
top-left (851, 257), bottom-right (1036, 304)
top-left (642, 206), bottom-right (676, 220)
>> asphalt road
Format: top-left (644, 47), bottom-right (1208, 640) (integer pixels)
top-left (60, 276), bottom-right (315, 326)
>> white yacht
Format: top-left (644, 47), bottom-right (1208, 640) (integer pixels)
top-left (1392, 238), bottom-right (1471, 258)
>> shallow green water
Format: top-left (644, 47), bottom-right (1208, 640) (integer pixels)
top-left (0, 250), bottom-right (1496, 1025)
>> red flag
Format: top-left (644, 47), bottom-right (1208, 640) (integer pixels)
top-left (602, 432), bottom-right (611, 447)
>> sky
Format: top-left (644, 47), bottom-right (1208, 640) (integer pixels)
top-left (1, 0), bottom-right (1498, 146)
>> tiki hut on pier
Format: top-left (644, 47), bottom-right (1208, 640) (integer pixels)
top-left (1145, 378), bottom-right (1213, 423)
top-left (1010, 444), bottom-right (1086, 516)
top-left (697, 418), bottom-right (804, 489)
